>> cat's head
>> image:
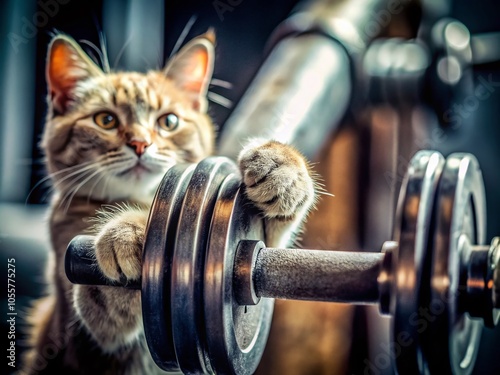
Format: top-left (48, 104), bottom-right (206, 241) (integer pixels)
top-left (42, 31), bottom-right (216, 204)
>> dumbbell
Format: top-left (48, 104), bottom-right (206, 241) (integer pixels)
top-left (65, 150), bottom-right (500, 375)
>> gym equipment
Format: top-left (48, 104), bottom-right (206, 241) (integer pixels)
top-left (65, 150), bottom-right (500, 375)
top-left (65, 1), bottom-right (500, 374)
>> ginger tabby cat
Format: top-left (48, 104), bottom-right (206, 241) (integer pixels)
top-left (20, 31), bottom-right (317, 374)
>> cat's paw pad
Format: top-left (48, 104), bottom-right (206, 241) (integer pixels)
top-left (94, 210), bottom-right (147, 282)
top-left (238, 140), bottom-right (315, 218)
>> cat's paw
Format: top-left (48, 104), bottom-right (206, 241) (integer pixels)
top-left (238, 140), bottom-right (316, 219)
top-left (94, 208), bottom-right (148, 282)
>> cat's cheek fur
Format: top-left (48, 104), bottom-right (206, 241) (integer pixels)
top-left (73, 285), bottom-right (143, 352)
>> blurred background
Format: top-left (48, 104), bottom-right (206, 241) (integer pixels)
top-left (1, 0), bottom-right (499, 374)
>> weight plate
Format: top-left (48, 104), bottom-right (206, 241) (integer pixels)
top-left (204, 174), bottom-right (274, 375)
top-left (142, 163), bottom-right (195, 371)
top-left (171, 157), bottom-right (239, 374)
top-left (425, 153), bottom-right (486, 375)
top-left (392, 150), bottom-right (445, 375)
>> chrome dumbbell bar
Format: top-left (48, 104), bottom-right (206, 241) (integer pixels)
top-left (65, 150), bottom-right (500, 375)
top-left (66, 238), bottom-right (384, 304)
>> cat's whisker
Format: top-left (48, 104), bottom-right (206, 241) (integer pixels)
top-left (40, 190), bottom-right (53, 204)
top-left (146, 154), bottom-right (175, 164)
top-left (44, 151), bottom-right (119, 182)
top-left (58, 162), bottom-right (104, 193)
top-left (56, 156), bottom-right (124, 206)
top-left (113, 34), bottom-right (134, 70)
top-left (53, 152), bottom-right (129, 191)
top-left (63, 169), bottom-right (104, 214)
top-left (26, 178), bottom-right (53, 205)
top-left (52, 162), bottom-right (104, 190)
top-left (57, 168), bottom-right (98, 211)
top-left (155, 149), bottom-right (178, 159)
top-left (207, 91), bottom-right (233, 108)
top-left (169, 14), bottom-right (198, 58)
top-left (86, 170), bottom-right (108, 204)
top-left (40, 176), bottom-right (82, 206)
top-left (141, 56), bottom-right (155, 70)
top-left (61, 157), bottom-right (128, 211)
top-left (99, 174), bottom-right (113, 202)
top-left (98, 31), bottom-right (111, 73)
top-left (25, 158), bottom-right (106, 204)
top-left (210, 78), bottom-right (233, 89)
top-left (147, 162), bottom-right (173, 170)
top-left (80, 41), bottom-right (103, 70)
top-left (150, 157), bottom-right (173, 164)
top-left (88, 158), bottom-right (138, 199)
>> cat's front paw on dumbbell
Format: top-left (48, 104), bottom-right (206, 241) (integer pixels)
top-left (238, 140), bottom-right (317, 220)
top-left (93, 207), bottom-right (149, 282)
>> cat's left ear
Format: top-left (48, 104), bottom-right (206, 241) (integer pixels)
top-left (164, 30), bottom-right (215, 111)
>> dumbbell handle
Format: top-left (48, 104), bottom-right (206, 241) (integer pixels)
top-left (65, 235), bottom-right (500, 317)
top-left (234, 240), bottom-right (385, 305)
top-left (65, 235), bottom-right (386, 305)
top-left (64, 235), bottom-right (138, 288)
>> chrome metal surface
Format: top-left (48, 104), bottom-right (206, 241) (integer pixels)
top-left (491, 237), bottom-right (500, 310)
top-left (171, 157), bottom-right (239, 374)
top-left (391, 150), bottom-right (445, 375)
top-left (141, 163), bottom-right (195, 371)
top-left (426, 153), bottom-right (486, 375)
top-left (218, 33), bottom-right (351, 160)
top-left (466, 237), bottom-right (500, 328)
top-left (378, 241), bottom-right (398, 315)
top-left (204, 176), bottom-right (273, 375)
top-left (234, 240), bottom-right (264, 306)
top-left (465, 237), bottom-right (488, 321)
top-left (267, 0), bottom-right (393, 55)
top-left (65, 235), bottom-right (131, 287)
top-left (218, 0), bottom-right (400, 160)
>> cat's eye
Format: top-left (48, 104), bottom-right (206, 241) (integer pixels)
top-left (94, 112), bottom-right (118, 130)
top-left (157, 113), bottom-right (179, 132)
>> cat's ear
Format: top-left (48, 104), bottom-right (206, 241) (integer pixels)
top-left (164, 30), bottom-right (215, 111)
top-left (46, 34), bottom-right (103, 113)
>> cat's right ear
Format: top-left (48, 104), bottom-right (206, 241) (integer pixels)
top-left (46, 34), bottom-right (103, 113)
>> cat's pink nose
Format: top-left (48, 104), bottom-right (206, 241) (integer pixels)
top-left (127, 140), bottom-right (150, 157)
